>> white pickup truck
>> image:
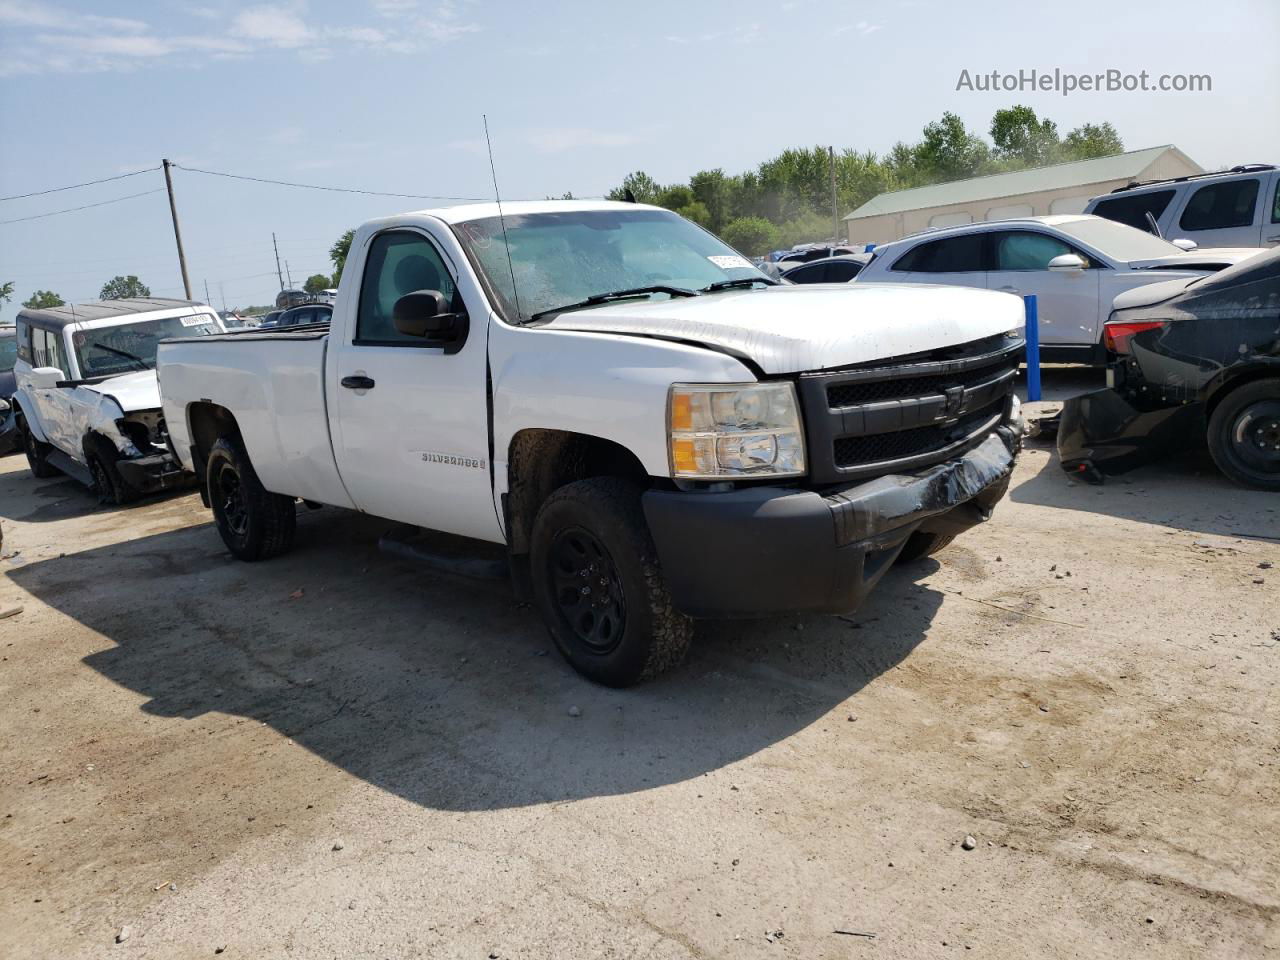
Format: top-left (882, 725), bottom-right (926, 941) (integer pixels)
top-left (158, 200), bottom-right (1026, 686)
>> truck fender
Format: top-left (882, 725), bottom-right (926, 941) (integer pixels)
top-left (11, 389), bottom-right (51, 444)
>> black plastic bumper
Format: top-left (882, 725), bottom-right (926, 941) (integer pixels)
top-left (115, 452), bottom-right (192, 494)
top-left (642, 427), bottom-right (1019, 618)
top-left (1057, 388), bottom-right (1203, 479)
top-left (0, 409), bottom-right (17, 455)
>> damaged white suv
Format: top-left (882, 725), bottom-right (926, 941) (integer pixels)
top-left (11, 298), bottom-right (224, 502)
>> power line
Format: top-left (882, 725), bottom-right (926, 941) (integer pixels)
top-left (0, 166), bottom-right (159, 203)
top-left (0, 188), bottom-right (166, 225)
top-left (173, 164), bottom-right (488, 202)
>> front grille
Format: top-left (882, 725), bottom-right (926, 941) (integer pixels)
top-left (797, 336), bottom-right (1023, 485)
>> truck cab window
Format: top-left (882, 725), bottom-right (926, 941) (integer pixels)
top-left (1179, 179), bottom-right (1260, 231)
top-left (357, 231), bottom-right (457, 344)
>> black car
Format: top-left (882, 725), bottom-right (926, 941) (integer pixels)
top-left (274, 303), bottom-right (333, 327)
top-left (781, 254), bottom-right (871, 285)
top-left (0, 325), bottom-right (18, 454)
top-left (1058, 247), bottom-right (1280, 490)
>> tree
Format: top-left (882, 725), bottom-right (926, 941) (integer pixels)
top-left (0, 281), bottom-right (13, 304)
top-left (720, 217), bottom-right (779, 257)
top-left (303, 273), bottom-right (332, 294)
top-left (675, 201), bottom-right (711, 227)
top-left (990, 105), bottom-right (1060, 167)
top-left (99, 275), bottom-right (150, 299)
top-left (1061, 122), bottom-right (1123, 161)
top-left (912, 112), bottom-right (991, 183)
top-left (22, 290), bottom-right (64, 309)
top-left (605, 171), bottom-right (661, 204)
top-left (329, 229), bottom-right (355, 285)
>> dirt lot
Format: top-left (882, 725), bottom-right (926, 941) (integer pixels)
top-left (1, 377), bottom-right (1277, 959)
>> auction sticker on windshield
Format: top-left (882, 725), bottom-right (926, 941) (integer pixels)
top-left (707, 255), bottom-right (753, 270)
top-left (181, 315), bottom-right (213, 327)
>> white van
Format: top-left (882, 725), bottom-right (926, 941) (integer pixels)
top-left (1084, 164), bottom-right (1279, 249)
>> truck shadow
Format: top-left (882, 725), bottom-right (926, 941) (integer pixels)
top-left (8, 507), bottom-right (939, 812)
top-left (1010, 436), bottom-right (1278, 540)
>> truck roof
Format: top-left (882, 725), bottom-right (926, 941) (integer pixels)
top-left (16, 297), bottom-right (205, 330)
top-left (378, 198), bottom-right (661, 227)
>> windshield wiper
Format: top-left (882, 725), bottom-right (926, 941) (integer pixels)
top-left (528, 285), bottom-right (697, 322)
top-left (700, 277), bottom-right (776, 293)
top-left (90, 343), bottom-right (150, 370)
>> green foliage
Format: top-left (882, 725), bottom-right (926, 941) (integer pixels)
top-left (0, 281), bottom-right (13, 304)
top-left (605, 108), bottom-right (1124, 247)
top-left (99, 275), bottom-right (150, 300)
top-left (22, 290), bottom-right (64, 309)
top-left (303, 273), bottom-right (332, 294)
top-left (721, 217), bottom-right (779, 257)
top-left (329, 229), bottom-right (355, 285)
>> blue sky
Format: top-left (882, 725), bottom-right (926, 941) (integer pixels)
top-left (2, 0), bottom-right (1277, 316)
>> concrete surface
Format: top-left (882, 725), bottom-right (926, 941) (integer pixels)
top-left (1, 375), bottom-right (1277, 959)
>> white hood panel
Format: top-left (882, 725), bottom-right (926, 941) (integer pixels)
top-left (540, 284), bottom-right (1025, 374)
top-left (83, 370), bottom-right (161, 413)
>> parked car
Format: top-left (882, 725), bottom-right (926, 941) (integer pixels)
top-left (778, 245), bottom-right (859, 264)
top-left (781, 254), bottom-right (872, 285)
top-left (158, 200), bottom-right (1026, 686)
top-left (853, 215), bottom-right (1257, 364)
top-left (1084, 164), bottom-right (1279, 249)
top-left (275, 289), bottom-right (309, 310)
top-left (0, 325), bottom-right (18, 454)
top-left (10, 298), bottom-right (224, 502)
top-left (257, 310), bottom-right (285, 328)
top-left (274, 303), bottom-right (333, 327)
top-left (1057, 247), bottom-right (1279, 490)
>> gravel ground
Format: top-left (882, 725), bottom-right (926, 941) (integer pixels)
top-left (1, 376), bottom-right (1277, 959)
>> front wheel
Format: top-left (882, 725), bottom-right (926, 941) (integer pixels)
top-left (207, 437), bottom-right (296, 560)
top-left (530, 477), bottom-right (692, 687)
top-left (1207, 378), bottom-right (1280, 491)
top-left (894, 531), bottom-right (955, 564)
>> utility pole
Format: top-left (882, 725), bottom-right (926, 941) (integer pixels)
top-left (219, 282), bottom-right (227, 312)
top-left (162, 159), bottom-right (192, 300)
top-left (829, 146), bottom-right (840, 246)
top-left (284, 260), bottom-right (293, 290)
top-left (203, 278), bottom-right (212, 306)
top-left (272, 232), bottom-right (284, 292)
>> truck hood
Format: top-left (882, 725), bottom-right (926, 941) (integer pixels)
top-left (538, 284), bottom-right (1025, 374)
top-left (1124, 248), bottom-right (1258, 271)
top-left (83, 370), bottom-right (161, 412)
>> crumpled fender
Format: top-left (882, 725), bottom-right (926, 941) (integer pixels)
top-left (1057, 388), bottom-right (1203, 478)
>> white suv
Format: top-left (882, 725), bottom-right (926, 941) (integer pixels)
top-left (853, 215), bottom-right (1257, 364)
top-left (1084, 164), bottom-right (1279, 250)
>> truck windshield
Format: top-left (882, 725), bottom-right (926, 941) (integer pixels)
top-left (454, 208), bottom-right (771, 321)
top-left (73, 313), bottom-right (221, 378)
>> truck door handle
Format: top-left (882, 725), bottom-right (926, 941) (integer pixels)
top-left (340, 375), bottom-right (376, 390)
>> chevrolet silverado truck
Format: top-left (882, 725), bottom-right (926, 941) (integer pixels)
top-left (157, 200), bottom-right (1025, 686)
top-left (11, 298), bottom-right (224, 501)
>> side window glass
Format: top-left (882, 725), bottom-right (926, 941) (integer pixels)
top-left (924, 235), bottom-right (985, 272)
top-left (825, 261), bottom-right (860, 283)
top-left (786, 263), bottom-right (824, 284)
top-left (16, 321), bottom-right (32, 364)
top-left (1092, 190), bottom-right (1175, 231)
top-left (1271, 178), bottom-right (1280, 224)
top-left (356, 231), bottom-right (457, 344)
top-left (994, 232), bottom-right (1073, 270)
top-left (48, 331), bottom-right (67, 375)
top-left (1179, 179), bottom-right (1260, 231)
top-left (32, 330), bottom-right (50, 368)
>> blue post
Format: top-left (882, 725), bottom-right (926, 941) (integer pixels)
top-left (1023, 294), bottom-right (1041, 402)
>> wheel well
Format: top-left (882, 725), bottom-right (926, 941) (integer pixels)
top-left (1205, 367), bottom-right (1280, 421)
top-left (505, 429), bottom-right (649, 557)
top-left (186, 402), bottom-right (241, 498)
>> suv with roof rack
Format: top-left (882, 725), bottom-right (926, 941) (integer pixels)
top-left (1084, 164), bottom-right (1279, 249)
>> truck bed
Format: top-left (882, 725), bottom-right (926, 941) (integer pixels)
top-left (157, 327), bottom-right (355, 508)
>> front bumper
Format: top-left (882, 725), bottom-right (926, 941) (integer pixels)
top-left (114, 452), bottom-right (193, 494)
top-left (1057, 388), bottom-right (1203, 480)
top-left (642, 426), bottom-right (1019, 618)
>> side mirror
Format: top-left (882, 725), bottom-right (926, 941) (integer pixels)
top-left (29, 366), bottom-right (64, 389)
top-left (1171, 238), bottom-right (1198, 252)
top-left (1047, 253), bottom-right (1086, 272)
top-left (392, 290), bottom-right (469, 353)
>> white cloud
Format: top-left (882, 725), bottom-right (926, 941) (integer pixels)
top-left (0, 0), bottom-right (147, 32)
top-left (231, 4), bottom-right (312, 48)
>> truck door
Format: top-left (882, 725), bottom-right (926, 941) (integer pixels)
top-left (327, 227), bottom-right (503, 543)
top-left (30, 327), bottom-right (78, 457)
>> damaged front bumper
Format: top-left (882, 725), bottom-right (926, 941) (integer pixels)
top-left (1057, 388), bottom-right (1203, 480)
top-left (642, 426), bottom-right (1020, 618)
top-left (114, 451), bottom-right (192, 494)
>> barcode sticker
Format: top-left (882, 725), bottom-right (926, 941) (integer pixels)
top-left (707, 255), bottom-right (753, 270)
top-left (181, 315), bottom-right (212, 327)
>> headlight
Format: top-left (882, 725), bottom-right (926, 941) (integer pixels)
top-left (668, 382), bottom-right (806, 479)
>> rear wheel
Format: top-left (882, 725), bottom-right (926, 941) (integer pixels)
top-left (1207, 378), bottom-right (1280, 491)
top-left (207, 437), bottom-right (296, 560)
top-left (530, 477), bottom-right (692, 687)
top-left (894, 531), bottom-right (955, 564)
top-left (19, 415), bottom-right (58, 479)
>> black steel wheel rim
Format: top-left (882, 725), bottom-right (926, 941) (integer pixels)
top-left (548, 525), bottom-right (626, 655)
top-left (216, 462), bottom-right (249, 536)
top-left (89, 459), bottom-right (110, 498)
top-left (1231, 400), bottom-right (1280, 474)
